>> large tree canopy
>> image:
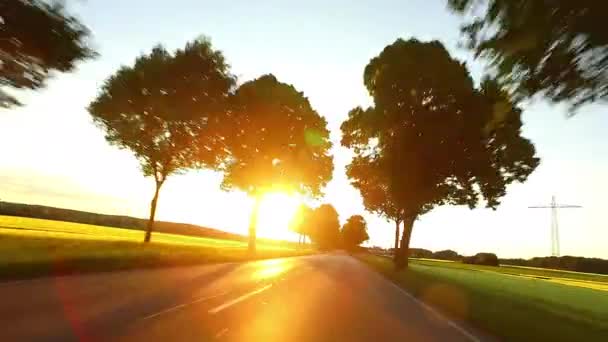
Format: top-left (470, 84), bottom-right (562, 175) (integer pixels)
top-left (88, 38), bottom-right (235, 242)
top-left (342, 38), bottom-right (539, 267)
top-left (221, 74), bottom-right (333, 252)
top-left (1, 0), bottom-right (96, 108)
top-left (448, 0), bottom-right (608, 111)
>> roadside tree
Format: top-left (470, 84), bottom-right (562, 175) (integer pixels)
top-left (1, 0), bottom-right (95, 108)
top-left (89, 38), bottom-right (235, 242)
top-left (449, 0), bottom-right (608, 111)
top-left (342, 39), bottom-right (539, 268)
top-left (220, 75), bottom-right (333, 253)
top-left (341, 214), bottom-right (369, 249)
top-left (309, 204), bottom-right (341, 250)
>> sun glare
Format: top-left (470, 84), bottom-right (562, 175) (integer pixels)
top-left (256, 192), bottom-right (300, 240)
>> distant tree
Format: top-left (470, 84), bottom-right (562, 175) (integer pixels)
top-left (463, 252), bottom-right (499, 266)
top-left (448, 0), bottom-right (608, 111)
top-left (500, 255), bottom-right (608, 275)
top-left (220, 74), bottom-right (333, 253)
top-left (289, 203), bottom-right (313, 245)
top-left (341, 39), bottom-right (539, 268)
top-left (341, 214), bottom-right (369, 249)
top-left (433, 249), bottom-right (462, 261)
top-left (309, 204), bottom-right (341, 250)
top-left (409, 248), bottom-right (433, 259)
top-left (88, 38), bottom-right (235, 242)
top-left (1, 0), bottom-right (96, 108)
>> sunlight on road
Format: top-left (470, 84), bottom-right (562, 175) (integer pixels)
top-left (253, 259), bottom-right (292, 280)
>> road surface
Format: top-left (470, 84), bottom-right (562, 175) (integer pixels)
top-left (0, 253), bottom-right (486, 341)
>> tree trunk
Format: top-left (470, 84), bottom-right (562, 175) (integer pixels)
top-left (248, 194), bottom-right (262, 254)
top-left (144, 181), bottom-right (162, 243)
top-left (395, 215), bottom-right (416, 269)
top-left (393, 219), bottom-right (401, 258)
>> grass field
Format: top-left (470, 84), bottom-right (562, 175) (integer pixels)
top-left (412, 258), bottom-right (608, 290)
top-left (0, 215), bottom-right (310, 281)
top-left (358, 255), bottom-right (608, 342)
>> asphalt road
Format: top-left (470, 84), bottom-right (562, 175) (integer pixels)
top-left (0, 253), bottom-right (486, 341)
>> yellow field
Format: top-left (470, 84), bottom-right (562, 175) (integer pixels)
top-left (489, 269), bottom-right (608, 292)
top-left (0, 215), bottom-right (288, 249)
top-left (0, 215), bottom-right (309, 281)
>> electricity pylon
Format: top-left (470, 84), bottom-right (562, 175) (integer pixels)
top-left (529, 196), bottom-right (581, 257)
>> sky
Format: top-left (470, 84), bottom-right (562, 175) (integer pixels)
top-left (1, 0), bottom-right (607, 259)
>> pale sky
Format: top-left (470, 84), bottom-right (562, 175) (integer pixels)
top-left (1, 0), bottom-right (606, 259)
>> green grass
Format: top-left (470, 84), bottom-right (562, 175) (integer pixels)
top-left (411, 258), bottom-right (608, 286)
top-left (358, 255), bottom-right (608, 342)
top-left (0, 215), bottom-right (311, 281)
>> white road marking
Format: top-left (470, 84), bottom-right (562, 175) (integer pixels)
top-left (386, 281), bottom-right (481, 342)
top-left (208, 284), bottom-right (273, 314)
top-left (214, 328), bottom-right (229, 339)
top-left (141, 291), bottom-right (229, 320)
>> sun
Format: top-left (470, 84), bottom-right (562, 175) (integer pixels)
top-left (256, 192), bottom-right (300, 239)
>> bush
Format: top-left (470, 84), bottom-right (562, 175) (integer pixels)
top-left (463, 253), bottom-right (499, 266)
top-left (410, 248), bottom-right (433, 258)
top-left (433, 249), bottom-right (462, 261)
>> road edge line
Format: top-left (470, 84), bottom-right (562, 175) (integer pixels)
top-left (386, 281), bottom-right (481, 342)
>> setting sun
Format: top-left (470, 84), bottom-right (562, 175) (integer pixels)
top-left (256, 192), bottom-right (300, 240)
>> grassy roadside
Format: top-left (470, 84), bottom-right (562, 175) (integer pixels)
top-left (0, 216), bottom-right (312, 281)
top-left (411, 258), bottom-right (608, 284)
top-left (357, 254), bottom-right (608, 342)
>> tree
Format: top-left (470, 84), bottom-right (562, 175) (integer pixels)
top-left (341, 214), bottom-right (369, 249)
top-left (343, 154), bottom-right (403, 251)
top-left (88, 38), bottom-right (235, 242)
top-left (448, 0), bottom-right (608, 111)
top-left (289, 203), bottom-right (313, 245)
top-left (1, 0), bottom-right (96, 108)
top-left (341, 39), bottom-right (539, 268)
top-left (463, 252), bottom-right (498, 266)
top-left (221, 74), bottom-right (333, 253)
top-left (433, 250), bottom-right (462, 261)
top-left (409, 248), bottom-right (433, 258)
top-left (309, 204), bottom-right (341, 250)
